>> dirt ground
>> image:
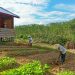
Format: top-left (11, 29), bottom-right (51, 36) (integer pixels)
top-left (15, 50), bottom-right (75, 75)
top-left (0, 47), bottom-right (75, 75)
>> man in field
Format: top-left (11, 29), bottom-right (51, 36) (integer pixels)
top-left (57, 44), bottom-right (67, 64)
top-left (28, 36), bottom-right (32, 47)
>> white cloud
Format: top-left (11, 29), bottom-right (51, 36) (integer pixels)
top-left (33, 11), bottom-right (75, 24)
top-left (36, 11), bottom-right (68, 18)
top-left (0, 0), bottom-right (50, 6)
top-left (0, 0), bottom-right (50, 25)
top-left (0, 1), bottom-right (75, 25)
top-left (54, 3), bottom-right (75, 11)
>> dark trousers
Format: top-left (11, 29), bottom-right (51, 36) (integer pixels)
top-left (60, 53), bottom-right (66, 64)
top-left (29, 43), bottom-right (32, 46)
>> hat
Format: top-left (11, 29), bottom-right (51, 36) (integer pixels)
top-left (54, 44), bottom-right (60, 49)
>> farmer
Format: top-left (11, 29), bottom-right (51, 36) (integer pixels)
top-left (28, 36), bottom-right (32, 46)
top-left (58, 44), bottom-right (67, 64)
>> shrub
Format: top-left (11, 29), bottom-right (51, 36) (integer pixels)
top-left (0, 57), bottom-right (18, 71)
top-left (1, 61), bottom-right (50, 75)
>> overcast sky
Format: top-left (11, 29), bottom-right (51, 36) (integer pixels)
top-left (0, 0), bottom-right (75, 25)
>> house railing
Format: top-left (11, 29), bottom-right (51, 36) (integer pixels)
top-left (0, 28), bottom-right (15, 37)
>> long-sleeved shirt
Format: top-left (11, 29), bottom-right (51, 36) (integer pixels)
top-left (29, 37), bottom-right (32, 43)
top-left (58, 45), bottom-right (66, 54)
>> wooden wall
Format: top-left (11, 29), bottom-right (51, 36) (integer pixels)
top-left (0, 17), bottom-right (4, 28)
top-left (4, 17), bottom-right (14, 29)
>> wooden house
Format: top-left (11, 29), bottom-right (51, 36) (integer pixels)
top-left (0, 7), bottom-right (19, 41)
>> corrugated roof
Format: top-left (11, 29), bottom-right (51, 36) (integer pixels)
top-left (0, 7), bottom-right (19, 18)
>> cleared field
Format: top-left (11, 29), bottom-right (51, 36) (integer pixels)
top-left (0, 44), bottom-right (75, 75)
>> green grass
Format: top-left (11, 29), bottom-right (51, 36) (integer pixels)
top-left (5, 43), bottom-right (56, 57)
top-left (32, 43), bottom-right (56, 51)
top-left (57, 71), bottom-right (75, 75)
top-left (6, 49), bottom-right (52, 57)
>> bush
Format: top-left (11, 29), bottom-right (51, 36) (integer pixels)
top-left (0, 57), bottom-right (18, 71)
top-left (1, 61), bottom-right (50, 75)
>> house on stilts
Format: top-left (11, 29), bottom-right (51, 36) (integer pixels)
top-left (0, 7), bottom-right (19, 42)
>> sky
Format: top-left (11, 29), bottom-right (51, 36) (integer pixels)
top-left (0, 0), bottom-right (75, 25)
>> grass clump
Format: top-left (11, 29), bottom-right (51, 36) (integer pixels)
top-left (57, 71), bottom-right (75, 75)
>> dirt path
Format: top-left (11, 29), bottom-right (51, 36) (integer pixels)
top-left (15, 52), bottom-right (58, 64)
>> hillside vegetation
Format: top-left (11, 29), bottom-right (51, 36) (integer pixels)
top-left (15, 19), bottom-right (75, 45)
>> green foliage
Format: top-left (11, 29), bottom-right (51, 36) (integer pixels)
top-left (0, 57), bottom-right (17, 70)
top-left (57, 71), bottom-right (75, 75)
top-left (1, 61), bottom-right (50, 75)
top-left (15, 19), bottom-right (75, 45)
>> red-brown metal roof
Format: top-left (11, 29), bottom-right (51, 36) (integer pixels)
top-left (0, 7), bottom-right (19, 18)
